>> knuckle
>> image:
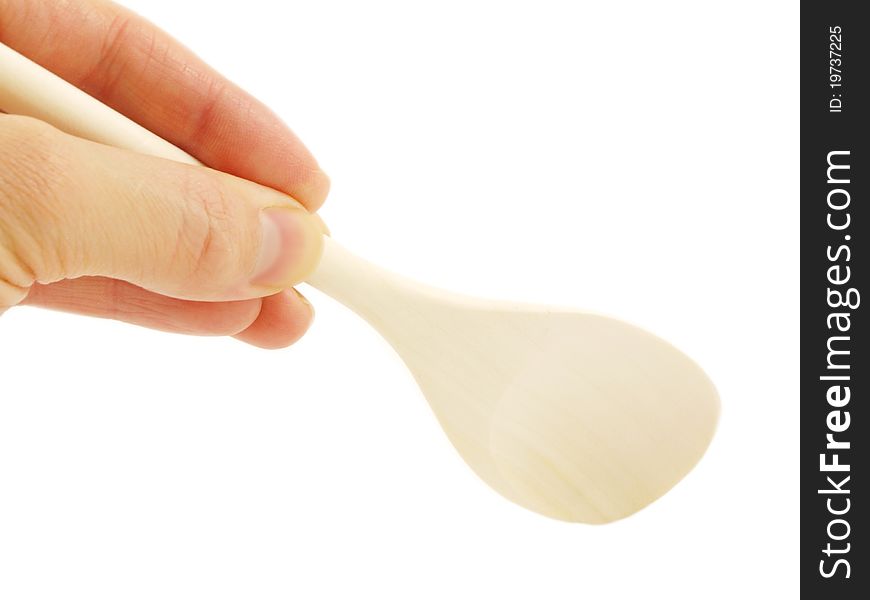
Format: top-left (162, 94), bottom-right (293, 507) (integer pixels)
top-left (0, 116), bottom-right (73, 281)
top-left (173, 171), bottom-right (245, 283)
top-left (0, 116), bottom-right (71, 212)
top-left (0, 116), bottom-right (68, 199)
top-left (84, 13), bottom-right (162, 99)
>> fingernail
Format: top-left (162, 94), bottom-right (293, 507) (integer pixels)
top-left (311, 213), bottom-right (331, 236)
top-left (292, 287), bottom-right (312, 309)
top-left (252, 207), bottom-right (323, 288)
top-left (292, 288), bottom-right (315, 324)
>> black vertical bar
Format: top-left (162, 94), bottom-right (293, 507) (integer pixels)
top-left (801, 3), bottom-right (867, 596)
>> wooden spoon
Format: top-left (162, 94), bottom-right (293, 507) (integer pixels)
top-left (0, 42), bottom-right (719, 523)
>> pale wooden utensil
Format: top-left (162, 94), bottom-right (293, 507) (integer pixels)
top-left (0, 42), bottom-right (719, 523)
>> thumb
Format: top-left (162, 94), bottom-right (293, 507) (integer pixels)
top-left (0, 116), bottom-right (323, 308)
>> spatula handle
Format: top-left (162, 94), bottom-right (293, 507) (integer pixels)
top-left (0, 42), bottom-right (197, 165)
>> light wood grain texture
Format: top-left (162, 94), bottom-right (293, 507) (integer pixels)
top-left (0, 42), bottom-right (719, 523)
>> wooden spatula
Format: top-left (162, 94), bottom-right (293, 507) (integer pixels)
top-left (0, 42), bottom-right (719, 523)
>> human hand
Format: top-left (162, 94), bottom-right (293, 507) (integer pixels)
top-left (0, 0), bottom-right (329, 348)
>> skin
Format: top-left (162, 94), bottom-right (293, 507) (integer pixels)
top-left (0, 0), bottom-right (331, 349)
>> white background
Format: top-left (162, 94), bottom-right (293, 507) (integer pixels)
top-left (0, 1), bottom-right (799, 598)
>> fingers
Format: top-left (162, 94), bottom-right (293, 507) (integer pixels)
top-left (0, 0), bottom-right (329, 210)
top-left (24, 277), bottom-right (262, 336)
top-left (0, 116), bottom-right (322, 307)
top-left (232, 290), bottom-right (315, 349)
top-left (24, 277), bottom-right (314, 348)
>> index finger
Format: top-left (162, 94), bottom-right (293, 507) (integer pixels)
top-left (0, 0), bottom-right (329, 210)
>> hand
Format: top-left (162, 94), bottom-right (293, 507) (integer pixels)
top-left (0, 0), bottom-right (330, 348)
